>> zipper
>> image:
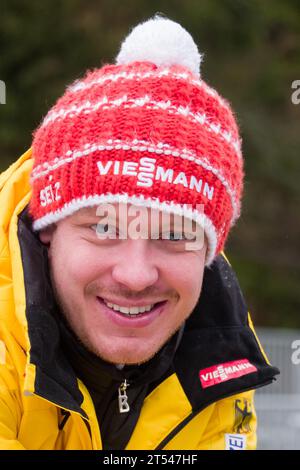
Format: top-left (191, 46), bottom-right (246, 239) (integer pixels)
top-left (91, 378), bottom-right (133, 449)
top-left (118, 379), bottom-right (130, 413)
top-left (154, 378), bottom-right (275, 450)
top-left (57, 379), bottom-right (131, 445)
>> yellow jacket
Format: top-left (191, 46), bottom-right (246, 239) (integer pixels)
top-left (0, 149), bottom-right (279, 450)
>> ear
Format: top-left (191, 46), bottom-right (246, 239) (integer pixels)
top-left (38, 224), bottom-right (57, 246)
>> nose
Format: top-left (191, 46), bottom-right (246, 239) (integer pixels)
top-left (111, 239), bottom-right (159, 292)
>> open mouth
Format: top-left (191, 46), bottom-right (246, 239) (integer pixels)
top-left (96, 297), bottom-right (167, 318)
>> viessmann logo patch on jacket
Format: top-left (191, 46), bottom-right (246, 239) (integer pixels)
top-left (199, 359), bottom-right (257, 389)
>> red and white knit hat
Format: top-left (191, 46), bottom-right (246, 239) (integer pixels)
top-left (30, 16), bottom-right (244, 266)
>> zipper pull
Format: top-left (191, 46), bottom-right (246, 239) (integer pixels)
top-left (118, 379), bottom-right (130, 413)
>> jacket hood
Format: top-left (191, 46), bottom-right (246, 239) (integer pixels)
top-left (0, 149), bottom-right (33, 351)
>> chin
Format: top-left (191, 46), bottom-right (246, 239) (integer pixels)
top-left (83, 328), bottom-right (171, 365)
top-left (103, 350), bottom-right (155, 366)
top-left (91, 342), bottom-right (158, 366)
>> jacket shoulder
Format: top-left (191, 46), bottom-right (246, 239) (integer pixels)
top-left (199, 390), bottom-right (257, 450)
top-left (164, 390), bottom-right (257, 450)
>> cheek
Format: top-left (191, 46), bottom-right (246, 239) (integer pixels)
top-left (49, 239), bottom-right (92, 290)
top-left (167, 254), bottom-right (205, 305)
top-left (50, 237), bottom-right (112, 291)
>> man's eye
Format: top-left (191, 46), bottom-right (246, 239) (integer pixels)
top-left (90, 223), bottom-right (116, 237)
top-left (162, 231), bottom-right (185, 241)
top-left (160, 231), bottom-right (197, 242)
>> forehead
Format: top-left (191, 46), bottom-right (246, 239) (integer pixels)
top-left (70, 204), bottom-right (195, 225)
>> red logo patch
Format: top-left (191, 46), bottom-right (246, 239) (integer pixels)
top-left (199, 359), bottom-right (257, 389)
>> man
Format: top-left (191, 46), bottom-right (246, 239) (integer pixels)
top-left (0, 16), bottom-right (279, 450)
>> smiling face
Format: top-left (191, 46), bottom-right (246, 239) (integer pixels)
top-left (39, 203), bottom-right (207, 365)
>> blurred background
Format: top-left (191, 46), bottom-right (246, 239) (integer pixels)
top-left (0, 0), bottom-right (299, 449)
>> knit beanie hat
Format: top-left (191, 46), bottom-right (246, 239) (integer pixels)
top-left (29, 15), bottom-right (244, 266)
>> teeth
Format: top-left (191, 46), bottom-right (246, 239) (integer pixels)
top-left (103, 300), bottom-right (154, 315)
top-left (119, 306), bottom-right (129, 314)
top-left (129, 307), bottom-right (140, 314)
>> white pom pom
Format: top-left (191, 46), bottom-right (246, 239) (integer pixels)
top-left (116, 15), bottom-right (202, 78)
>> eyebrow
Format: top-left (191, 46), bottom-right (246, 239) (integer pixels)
top-left (72, 208), bottom-right (100, 219)
top-left (72, 208), bottom-right (200, 233)
top-left (73, 207), bottom-right (119, 221)
top-left (71, 210), bottom-right (205, 245)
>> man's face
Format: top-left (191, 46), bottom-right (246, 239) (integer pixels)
top-left (40, 203), bottom-right (207, 365)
